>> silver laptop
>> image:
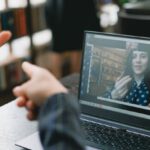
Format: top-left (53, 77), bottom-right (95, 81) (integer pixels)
top-left (79, 31), bottom-right (150, 150)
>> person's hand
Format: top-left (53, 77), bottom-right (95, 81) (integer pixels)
top-left (13, 62), bottom-right (68, 120)
top-left (111, 75), bottom-right (132, 100)
top-left (16, 96), bottom-right (39, 120)
top-left (0, 31), bottom-right (11, 46)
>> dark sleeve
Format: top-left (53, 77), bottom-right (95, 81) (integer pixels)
top-left (38, 93), bottom-right (85, 150)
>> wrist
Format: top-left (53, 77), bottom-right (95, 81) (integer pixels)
top-left (45, 86), bottom-right (68, 100)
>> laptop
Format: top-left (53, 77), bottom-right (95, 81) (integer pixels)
top-left (79, 31), bottom-right (150, 150)
top-left (16, 31), bottom-right (150, 150)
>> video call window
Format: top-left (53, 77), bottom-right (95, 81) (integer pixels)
top-left (87, 41), bottom-right (150, 107)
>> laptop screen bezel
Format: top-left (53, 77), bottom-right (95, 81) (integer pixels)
top-left (79, 31), bottom-right (150, 131)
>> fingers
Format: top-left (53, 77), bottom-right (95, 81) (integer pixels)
top-left (22, 62), bottom-right (42, 78)
top-left (16, 96), bottom-right (27, 107)
top-left (0, 31), bottom-right (12, 46)
top-left (26, 101), bottom-right (38, 121)
top-left (118, 89), bottom-right (128, 99)
top-left (13, 62), bottom-right (39, 98)
top-left (27, 111), bottom-right (37, 120)
top-left (14, 62), bottom-right (45, 121)
top-left (27, 110), bottom-right (38, 121)
top-left (115, 76), bottom-right (132, 90)
top-left (116, 72), bottom-right (124, 81)
top-left (116, 76), bottom-right (131, 86)
top-left (22, 62), bottom-right (34, 78)
top-left (13, 85), bottom-right (27, 98)
top-left (13, 78), bottom-right (32, 98)
top-left (16, 97), bottom-right (38, 121)
top-left (14, 85), bottom-right (39, 121)
top-left (112, 75), bottom-right (132, 99)
top-left (111, 86), bottom-right (128, 99)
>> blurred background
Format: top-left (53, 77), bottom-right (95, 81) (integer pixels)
top-left (0, 0), bottom-right (150, 104)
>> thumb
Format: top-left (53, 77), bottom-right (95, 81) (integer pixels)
top-left (22, 62), bottom-right (41, 78)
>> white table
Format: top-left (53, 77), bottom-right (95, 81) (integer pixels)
top-left (0, 73), bottom-right (80, 150)
top-left (0, 100), bottom-right (38, 150)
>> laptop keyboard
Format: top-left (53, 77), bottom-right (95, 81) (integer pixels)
top-left (81, 120), bottom-right (150, 150)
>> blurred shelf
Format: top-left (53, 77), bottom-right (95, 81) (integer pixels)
top-left (0, 0), bottom-right (7, 11)
top-left (7, 0), bottom-right (28, 9)
top-left (0, 54), bottom-right (30, 67)
top-left (32, 29), bottom-right (52, 49)
top-left (29, 0), bottom-right (46, 7)
top-left (0, 0), bottom-right (48, 101)
top-left (11, 36), bottom-right (31, 57)
top-left (0, 55), bottom-right (17, 67)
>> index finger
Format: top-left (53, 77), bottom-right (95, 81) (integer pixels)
top-left (116, 76), bottom-right (131, 86)
top-left (116, 76), bottom-right (132, 90)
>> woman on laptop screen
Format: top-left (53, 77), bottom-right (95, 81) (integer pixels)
top-left (109, 42), bottom-right (150, 106)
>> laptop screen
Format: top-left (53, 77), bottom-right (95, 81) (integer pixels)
top-left (79, 31), bottom-right (150, 130)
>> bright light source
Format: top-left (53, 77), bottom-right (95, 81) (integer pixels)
top-left (100, 4), bottom-right (119, 28)
top-left (7, 0), bottom-right (27, 8)
top-left (0, 0), bottom-right (6, 11)
top-left (11, 36), bottom-right (31, 57)
top-left (32, 29), bottom-right (52, 47)
top-left (0, 44), bottom-right (10, 62)
top-left (30, 0), bottom-right (46, 6)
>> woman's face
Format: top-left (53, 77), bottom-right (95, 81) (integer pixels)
top-left (132, 51), bottom-right (149, 76)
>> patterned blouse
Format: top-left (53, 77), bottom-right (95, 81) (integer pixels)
top-left (105, 80), bottom-right (150, 106)
top-left (123, 80), bottom-right (150, 106)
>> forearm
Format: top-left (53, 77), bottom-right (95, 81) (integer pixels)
top-left (38, 93), bottom-right (85, 150)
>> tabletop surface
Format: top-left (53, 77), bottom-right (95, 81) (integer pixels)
top-left (0, 73), bottom-right (80, 150)
top-left (0, 100), bottom-right (38, 150)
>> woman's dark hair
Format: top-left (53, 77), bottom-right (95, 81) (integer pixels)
top-left (123, 47), bottom-right (150, 88)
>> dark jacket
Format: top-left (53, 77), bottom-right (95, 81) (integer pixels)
top-left (38, 93), bottom-right (85, 150)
